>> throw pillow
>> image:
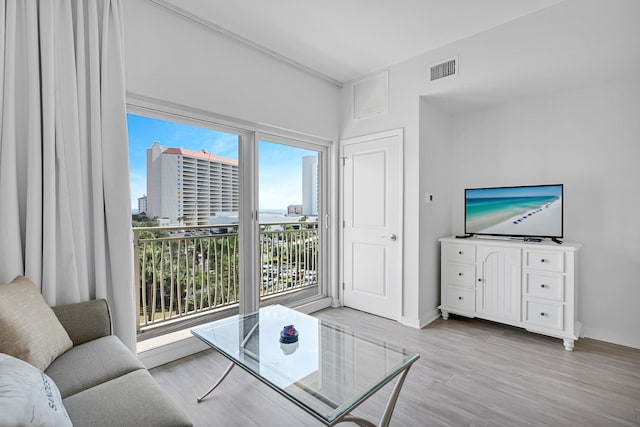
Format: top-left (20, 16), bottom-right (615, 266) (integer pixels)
top-left (0, 353), bottom-right (72, 427)
top-left (0, 276), bottom-right (73, 371)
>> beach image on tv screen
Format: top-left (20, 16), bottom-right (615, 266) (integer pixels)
top-left (465, 185), bottom-right (562, 237)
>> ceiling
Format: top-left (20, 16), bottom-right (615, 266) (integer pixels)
top-left (156, 0), bottom-right (564, 85)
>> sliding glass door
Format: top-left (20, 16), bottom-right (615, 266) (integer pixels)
top-left (257, 136), bottom-right (326, 307)
top-left (127, 107), bottom-right (329, 339)
top-left (128, 112), bottom-right (245, 337)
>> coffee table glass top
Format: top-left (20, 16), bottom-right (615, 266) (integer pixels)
top-left (191, 305), bottom-right (419, 424)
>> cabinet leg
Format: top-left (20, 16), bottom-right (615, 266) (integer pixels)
top-left (441, 310), bottom-right (449, 320)
top-left (563, 339), bottom-right (575, 351)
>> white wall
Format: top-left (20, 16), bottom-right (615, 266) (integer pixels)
top-left (418, 99), bottom-right (453, 325)
top-left (449, 77), bottom-right (640, 348)
top-left (125, 0), bottom-right (640, 347)
top-left (339, 63), bottom-right (424, 325)
top-left (339, 0), bottom-right (640, 346)
top-left (123, 0), bottom-right (341, 307)
top-left (124, 0), bottom-right (340, 140)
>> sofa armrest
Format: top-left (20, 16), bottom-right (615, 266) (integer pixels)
top-left (51, 299), bottom-right (112, 346)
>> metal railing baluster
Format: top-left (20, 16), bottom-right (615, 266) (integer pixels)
top-left (133, 222), bottom-right (318, 330)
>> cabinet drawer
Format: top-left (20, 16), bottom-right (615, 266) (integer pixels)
top-left (446, 262), bottom-right (475, 287)
top-left (446, 244), bottom-right (475, 263)
top-left (525, 250), bottom-right (564, 272)
top-left (524, 300), bottom-right (564, 331)
top-left (446, 287), bottom-right (475, 312)
top-left (525, 273), bottom-right (564, 301)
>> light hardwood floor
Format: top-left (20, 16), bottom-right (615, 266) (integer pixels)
top-left (150, 307), bottom-right (640, 427)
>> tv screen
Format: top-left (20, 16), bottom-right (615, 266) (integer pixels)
top-left (465, 184), bottom-right (563, 239)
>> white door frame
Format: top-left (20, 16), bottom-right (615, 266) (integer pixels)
top-left (339, 128), bottom-right (404, 321)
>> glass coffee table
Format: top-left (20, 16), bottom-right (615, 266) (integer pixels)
top-left (191, 305), bottom-right (419, 427)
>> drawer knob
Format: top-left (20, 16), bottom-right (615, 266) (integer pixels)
top-left (458, 251), bottom-right (463, 255)
top-left (458, 296), bottom-right (463, 300)
top-left (540, 259), bottom-right (547, 263)
top-left (540, 312), bottom-right (546, 316)
top-left (458, 272), bottom-right (463, 276)
top-left (477, 278), bottom-right (482, 282)
top-left (540, 284), bottom-right (546, 288)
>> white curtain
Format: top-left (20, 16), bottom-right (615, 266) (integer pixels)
top-left (0, 0), bottom-right (136, 352)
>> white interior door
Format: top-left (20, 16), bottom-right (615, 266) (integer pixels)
top-left (341, 129), bottom-right (403, 320)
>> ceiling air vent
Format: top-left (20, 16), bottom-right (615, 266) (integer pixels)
top-left (430, 57), bottom-right (458, 82)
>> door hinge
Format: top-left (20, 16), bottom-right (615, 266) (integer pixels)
top-left (342, 220), bottom-right (345, 228)
top-left (342, 282), bottom-right (345, 290)
top-left (341, 156), bottom-right (347, 166)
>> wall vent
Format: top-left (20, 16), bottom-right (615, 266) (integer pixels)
top-left (430, 57), bottom-right (458, 81)
top-left (352, 70), bottom-right (389, 119)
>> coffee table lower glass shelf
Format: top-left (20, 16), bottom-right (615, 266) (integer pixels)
top-left (191, 305), bottom-right (419, 427)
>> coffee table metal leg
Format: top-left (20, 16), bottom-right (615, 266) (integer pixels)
top-left (334, 364), bottom-right (411, 427)
top-left (197, 361), bottom-right (235, 403)
top-left (197, 322), bottom-right (260, 403)
top-left (377, 365), bottom-right (410, 427)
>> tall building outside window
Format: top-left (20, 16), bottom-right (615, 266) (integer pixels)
top-left (146, 142), bottom-right (239, 226)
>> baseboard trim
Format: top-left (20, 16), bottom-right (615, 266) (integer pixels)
top-left (580, 324), bottom-right (640, 350)
top-left (138, 333), bottom-right (209, 369)
top-left (400, 316), bottom-right (421, 329)
top-left (420, 309), bottom-right (442, 328)
top-left (292, 297), bottom-right (333, 315)
top-left (401, 308), bottom-right (441, 329)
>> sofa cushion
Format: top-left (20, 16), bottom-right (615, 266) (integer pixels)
top-left (0, 353), bottom-right (72, 427)
top-left (0, 276), bottom-right (73, 371)
top-left (52, 299), bottom-right (112, 346)
top-left (45, 335), bottom-right (144, 398)
top-left (63, 369), bottom-right (192, 427)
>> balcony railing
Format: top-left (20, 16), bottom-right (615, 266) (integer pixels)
top-left (133, 222), bottom-right (319, 332)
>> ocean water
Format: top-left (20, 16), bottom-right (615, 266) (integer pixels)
top-left (466, 196), bottom-right (558, 225)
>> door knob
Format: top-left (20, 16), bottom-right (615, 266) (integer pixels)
top-left (381, 234), bottom-right (397, 241)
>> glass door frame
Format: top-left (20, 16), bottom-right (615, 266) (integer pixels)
top-left (127, 96), bottom-right (333, 321)
top-left (255, 132), bottom-right (330, 309)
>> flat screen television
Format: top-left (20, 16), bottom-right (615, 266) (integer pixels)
top-left (465, 184), bottom-right (563, 239)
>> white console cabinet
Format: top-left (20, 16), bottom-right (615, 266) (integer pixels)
top-left (439, 237), bottom-right (581, 350)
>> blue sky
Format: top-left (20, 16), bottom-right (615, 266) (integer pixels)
top-left (127, 114), bottom-right (316, 212)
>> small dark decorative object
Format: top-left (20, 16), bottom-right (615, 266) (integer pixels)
top-left (280, 324), bottom-right (298, 343)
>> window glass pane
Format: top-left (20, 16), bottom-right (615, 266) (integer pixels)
top-left (128, 113), bottom-right (240, 339)
top-left (258, 139), bottom-right (321, 305)
top-left (128, 114), bottom-right (239, 225)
